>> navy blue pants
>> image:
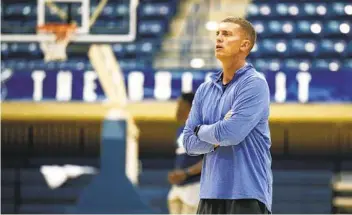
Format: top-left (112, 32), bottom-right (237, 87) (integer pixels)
top-left (197, 199), bottom-right (270, 214)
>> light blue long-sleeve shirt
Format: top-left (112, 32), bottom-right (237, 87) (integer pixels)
top-left (183, 63), bottom-right (273, 212)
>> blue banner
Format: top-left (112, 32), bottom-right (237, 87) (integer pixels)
top-left (1, 68), bottom-right (352, 103)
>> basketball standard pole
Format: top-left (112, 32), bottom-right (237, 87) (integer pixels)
top-left (70, 112), bottom-right (153, 214)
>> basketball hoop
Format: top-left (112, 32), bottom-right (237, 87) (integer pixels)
top-left (37, 23), bottom-right (77, 62)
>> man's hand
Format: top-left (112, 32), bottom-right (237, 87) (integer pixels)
top-left (167, 169), bottom-right (187, 185)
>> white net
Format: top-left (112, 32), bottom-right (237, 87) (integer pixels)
top-left (39, 36), bottom-right (69, 62)
top-left (37, 0), bottom-right (109, 62)
top-left (37, 24), bottom-right (76, 62)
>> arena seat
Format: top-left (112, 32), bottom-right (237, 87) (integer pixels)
top-left (296, 20), bottom-right (321, 37)
top-left (1, 0), bottom-right (176, 72)
top-left (267, 20), bottom-right (296, 37)
top-left (331, 2), bottom-right (352, 17)
top-left (312, 59), bottom-right (342, 72)
top-left (139, 2), bottom-right (175, 18)
top-left (91, 20), bottom-right (129, 34)
top-left (274, 3), bottom-right (300, 17)
top-left (290, 39), bottom-right (317, 58)
top-left (1, 21), bottom-right (24, 33)
top-left (138, 20), bottom-right (167, 37)
top-left (4, 4), bottom-right (36, 17)
top-left (301, 3), bottom-right (328, 17)
top-left (325, 20), bottom-right (351, 37)
top-left (318, 40), bottom-right (347, 57)
top-left (246, 0), bottom-right (351, 73)
top-left (250, 59), bottom-right (269, 71)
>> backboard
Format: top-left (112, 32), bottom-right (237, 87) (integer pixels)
top-left (1, 0), bottom-right (138, 43)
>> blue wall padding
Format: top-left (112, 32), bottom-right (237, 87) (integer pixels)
top-left (72, 119), bottom-right (153, 214)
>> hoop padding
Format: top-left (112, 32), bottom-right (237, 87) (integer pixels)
top-left (37, 23), bottom-right (77, 62)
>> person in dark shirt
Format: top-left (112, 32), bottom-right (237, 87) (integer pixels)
top-left (167, 92), bottom-right (203, 214)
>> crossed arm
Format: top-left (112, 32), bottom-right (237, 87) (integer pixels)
top-left (182, 85), bottom-right (217, 156)
top-left (183, 78), bottom-right (269, 156)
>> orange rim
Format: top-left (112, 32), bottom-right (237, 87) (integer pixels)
top-left (37, 23), bottom-right (77, 41)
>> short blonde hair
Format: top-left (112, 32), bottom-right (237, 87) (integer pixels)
top-left (221, 17), bottom-right (257, 51)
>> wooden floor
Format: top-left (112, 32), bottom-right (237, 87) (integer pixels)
top-left (2, 101), bottom-right (352, 123)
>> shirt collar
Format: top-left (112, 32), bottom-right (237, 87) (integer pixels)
top-left (211, 62), bottom-right (253, 84)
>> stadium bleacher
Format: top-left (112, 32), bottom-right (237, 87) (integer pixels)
top-left (246, 1), bottom-right (351, 72)
top-left (1, 0), bottom-right (178, 71)
top-left (1, 0), bottom-right (351, 103)
top-left (2, 1), bottom-right (350, 72)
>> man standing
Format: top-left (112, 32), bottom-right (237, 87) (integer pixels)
top-left (183, 17), bottom-right (273, 214)
top-left (168, 93), bottom-right (203, 214)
